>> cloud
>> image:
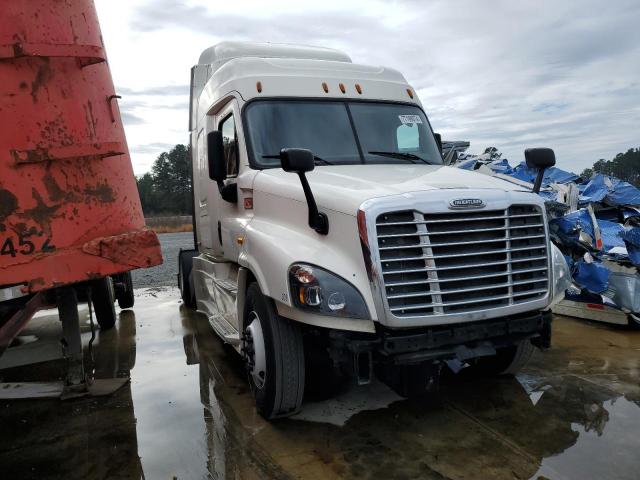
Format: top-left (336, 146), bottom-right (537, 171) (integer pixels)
top-left (121, 111), bottom-right (146, 126)
top-left (94, 0), bottom-right (640, 174)
top-left (131, 142), bottom-right (175, 155)
top-left (117, 85), bottom-right (190, 97)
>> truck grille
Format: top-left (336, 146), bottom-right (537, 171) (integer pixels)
top-left (375, 205), bottom-right (548, 317)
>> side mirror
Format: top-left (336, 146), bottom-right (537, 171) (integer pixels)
top-left (207, 131), bottom-right (226, 182)
top-left (434, 133), bottom-right (443, 153)
top-left (280, 148), bottom-right (315, 173)
top-left (280, 148), bottom-right (328, 235)
top-left (524, 148), bottom-right (556, 194)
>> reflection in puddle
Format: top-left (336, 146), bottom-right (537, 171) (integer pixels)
top-left (534, 397), bottom-right (640, 480)
top-left (1, 288), bottom-right (639, 480)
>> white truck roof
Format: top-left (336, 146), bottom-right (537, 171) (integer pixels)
top-left (198, 41), bottom-right (352, 72)
top-left (190, 42), bottom-right (418, 130)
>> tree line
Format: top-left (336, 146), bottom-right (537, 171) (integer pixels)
top-left (580, 148), bottom-right (640, 187)
top-left (136, 144), bottom-right (192, 216)
top-left (136, 145), bottom-right (639, 216)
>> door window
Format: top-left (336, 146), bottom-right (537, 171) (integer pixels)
top-left (219, 114), bottom-right (238, 177)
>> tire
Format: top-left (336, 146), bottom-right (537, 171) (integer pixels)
top-left (467, 339), bottom-right (536, 376)
top-left (114, 271), bottom-right (135, 309)
top-left (91, 277), bottom-right (117, 330)
top-left (178, 249), bottom-right (198, 308)
top-left (242, 283), bottom-right (305, 419)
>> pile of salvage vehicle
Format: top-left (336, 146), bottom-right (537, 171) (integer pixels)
top-left (452, 147), bottom-right (640, 326)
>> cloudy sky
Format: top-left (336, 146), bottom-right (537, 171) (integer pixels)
top-left (94, 0), bottom-right (640, 175)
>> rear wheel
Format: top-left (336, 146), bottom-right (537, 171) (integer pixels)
top-left (242, 283), bottom-right (305, 419)
top-left (467, 340), bottom-right (536, 376)
top-left (114, 272), bottom-right (135, 309)
top-left (91, 277), bottom-right (116, 330)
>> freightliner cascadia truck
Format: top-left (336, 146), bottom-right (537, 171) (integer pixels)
top-left (179, 42), bottom-right (571, 419)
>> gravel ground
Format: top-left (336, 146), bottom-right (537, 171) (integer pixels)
top-left (131, 232), bottom-right (194, 287)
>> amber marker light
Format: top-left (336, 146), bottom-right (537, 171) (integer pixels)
top-left (339, 83), bottom-right (346, 93)
top-left (355, 83), bottom-right (362, 94)
top-left (322, 82), bottom-right (329, 93)
top-left (256, 81), bottom-right (263, 93)
top-left (407, 88), bottom-right (414, 99)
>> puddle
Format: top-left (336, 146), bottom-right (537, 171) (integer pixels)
top-left (1, 288), bottom-right (639, 479)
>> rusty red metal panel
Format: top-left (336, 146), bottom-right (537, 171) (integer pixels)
top-left (0, 0), bottom-right (162, 293)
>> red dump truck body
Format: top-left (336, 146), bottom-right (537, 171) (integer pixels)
top-left (0, 0), bottom-right (161, 293)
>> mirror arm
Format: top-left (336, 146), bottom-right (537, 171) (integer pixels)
top-left (297, 172), bottom-right (329, 235)
top-left (218, 181), bottom-right (238, 203)
top-left (532, 170), bottom-right (545, 194)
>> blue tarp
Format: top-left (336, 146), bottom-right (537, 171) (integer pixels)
top-left (457, 159), bottom-right (478, 170)
top-left (599, 219), bottom-right (626, 252)
top-left (550, 208), bottom-right (595, 247)
top-left (488, 158), bottom-right (513, 174)
top-left (509, 162), bottom-right (579, 186)
top-left (622, 207), bottom-right (640, 220)
top-left (621, 228), bottom-right (640, 266)
top-left (550, 210), bottom-right (632, 260)
top-left (579, 174), bottom-right (640, 206)
top-left (573, 260), bottom-right (610, 293)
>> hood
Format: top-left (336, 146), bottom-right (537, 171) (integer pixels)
top-left (253, 164), bottom-right (529, 215)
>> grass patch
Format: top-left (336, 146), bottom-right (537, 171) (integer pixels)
top-left (150, 224), bottom-right (193, 234)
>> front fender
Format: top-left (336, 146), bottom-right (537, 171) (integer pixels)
top-left (239, 197), bottom-right (378, 330)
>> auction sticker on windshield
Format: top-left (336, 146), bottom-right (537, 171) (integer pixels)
top-left (398, 115), bottom-right (422, 124)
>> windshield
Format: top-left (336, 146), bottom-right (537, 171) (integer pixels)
top-left (244, 100), bottom-right (443, 168)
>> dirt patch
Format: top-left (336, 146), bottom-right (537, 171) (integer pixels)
top-left (0, 189), bottom-right (19, 231)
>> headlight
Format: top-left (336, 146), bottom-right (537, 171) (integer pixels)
top-left (288, 264), bottom-right (370, 319)
top-left (550, 243), bottom-right (572, 306)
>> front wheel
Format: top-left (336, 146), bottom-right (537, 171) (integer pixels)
top-left (466, 339), bottom-right (536, 376)
top-left (178, 249), bottom-right (198, 308)
top-left (242, 283), bottom-right (305, 419)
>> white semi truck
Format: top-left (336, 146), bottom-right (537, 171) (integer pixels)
top-left (179, 42), bottom-right (571, 419)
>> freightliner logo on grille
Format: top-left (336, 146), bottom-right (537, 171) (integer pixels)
top-left (449, 198), bottom-right (486, 209)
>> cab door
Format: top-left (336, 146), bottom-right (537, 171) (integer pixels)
top-left (206, 100), bottom-right (241, 259)
top-left (195, 128), bottom-right (213, 250)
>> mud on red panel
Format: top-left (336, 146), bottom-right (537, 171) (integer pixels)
top-left (0, 0), bottom-right (162, 292)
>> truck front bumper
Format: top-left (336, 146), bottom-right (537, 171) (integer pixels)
top-left (331, 309), bottom-right (552, 366)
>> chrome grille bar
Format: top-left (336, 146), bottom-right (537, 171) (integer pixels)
top-left (384, 267), bottom-right (549, 286)
top-left (377, 224), bottom-right (545, 238)
top-left (389, 289), bottom-right (548, 312)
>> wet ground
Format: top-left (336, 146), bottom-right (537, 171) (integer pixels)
top-left (0, 288), bottom-right (639, 480)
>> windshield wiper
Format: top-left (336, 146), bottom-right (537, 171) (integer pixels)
top-left (261, 154), bottom-right (333, 165)
top-left (368, 151), bottom-right (430, 164)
